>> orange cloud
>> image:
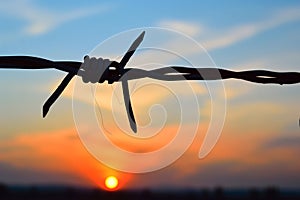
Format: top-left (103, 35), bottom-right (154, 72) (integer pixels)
top-left (1, 84), bottom-right (299, 189)
top-left (0, 128), bottom-right (132, 190)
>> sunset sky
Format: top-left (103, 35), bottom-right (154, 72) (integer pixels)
top-left (0, 0), bottom-right (299, 191)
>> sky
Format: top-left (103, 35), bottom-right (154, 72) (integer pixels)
top-left (0, 0), bottom-right (300, 191)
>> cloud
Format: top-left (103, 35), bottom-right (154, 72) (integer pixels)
top-left (181, 160), bottom-right (300, 188)
top-left (263, 136), bottom-right (300, 150)
top-left (0, 127), bottom-right (130, 189)
top-left (203, 7), bottom-right (300, 51)
top-left (0, 0), bottom-right (111, 36)
top-left (157, 7), bottom-right (300, 52)
top-left (158, 20), bottom-right (203, 37)
top-left (0, 161), bottom-right (83, 186)
top-left (0, 109), bottom-right (299, 189)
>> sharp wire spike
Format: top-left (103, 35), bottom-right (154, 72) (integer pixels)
top-left (119, 31), bottom-right (145, 69)
top-left (122, 80), bottom-right (137, 132)
top-left (43, 73), bottom-right (75, 117)
top-left (119, 31), bottom-right (145, 133)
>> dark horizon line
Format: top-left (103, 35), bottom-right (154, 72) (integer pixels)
top-left (2, 183), bottom-right (300, 192)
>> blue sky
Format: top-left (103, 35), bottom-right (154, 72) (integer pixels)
top-left (1, 1), bottom-right (300, 59)
top-left (0, 0), bottom-right (299, 189)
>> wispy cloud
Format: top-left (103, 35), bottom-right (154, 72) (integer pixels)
top-left (158, 19), bottom-right (203, 37)
top-left (203, 7), bottom-right (300, 50)
top-left (157, 7), bottom-right (300, 51)
top-left (0, 0), bottom-right (112, 36)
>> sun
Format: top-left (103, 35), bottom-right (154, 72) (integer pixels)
top-left (105, 176), bottom-right (119, 190)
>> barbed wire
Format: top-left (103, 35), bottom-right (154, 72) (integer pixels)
top-left (0, 31), bottom-right (299, 132)
top-left (1, 56), bottom-right (299, 84)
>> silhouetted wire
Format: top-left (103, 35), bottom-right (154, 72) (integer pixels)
top-left (0, 30), bottom-right (299, 133)
top-left (1, 55), bottom-right (300, 133)
top-left (1, 56), bottom-right (299, 84)
top-left (117, 31), bottom-right (146, 133)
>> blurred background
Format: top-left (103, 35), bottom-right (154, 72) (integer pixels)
top-left (0, 0), bottom-right (299, 199)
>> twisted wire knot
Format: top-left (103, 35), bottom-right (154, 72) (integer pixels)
top-left (80, 56), bottom-right (113, 83)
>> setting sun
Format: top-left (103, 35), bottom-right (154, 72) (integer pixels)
top-left (105, 176), bottom-right (119, 190)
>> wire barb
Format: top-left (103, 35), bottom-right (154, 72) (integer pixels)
top-left (43, 73), bottom-right (75, 117)
top-left (118, 31), bottom-right (145, 133)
